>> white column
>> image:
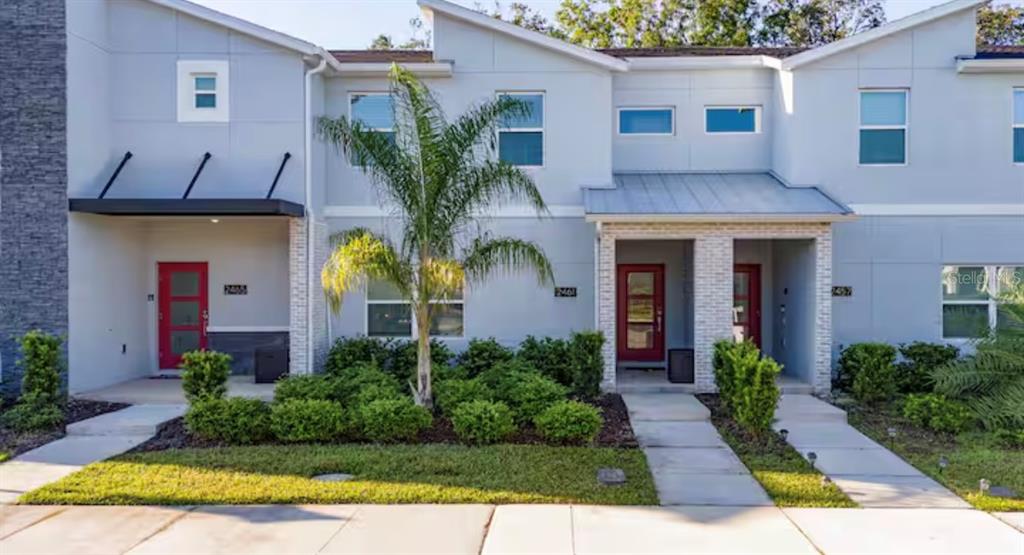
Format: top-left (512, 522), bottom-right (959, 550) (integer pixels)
top-left (812, 228), bottom-right (834, 394)
top-left (288, 217), bottom-right (310, 375)
top-left (693, 234), bottom-right (734, 393)
top-left (597, 230), bottom-right (617, 391)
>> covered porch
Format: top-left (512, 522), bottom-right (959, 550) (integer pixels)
top-left (586, 172), bottom-right (854, 395)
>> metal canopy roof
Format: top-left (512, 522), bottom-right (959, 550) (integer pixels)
top-left (68, 198), bottom-right (304, 217)
top-left (584, 173), bottom-right (851, 221)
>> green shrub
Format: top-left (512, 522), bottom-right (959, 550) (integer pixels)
top-left (434, 378), bottom-right (494, 416)
top-left (325, 336), bottom-right (392, 375)
top-left (534, 400), bottom-right (603, 444)
top-left (274, 375), bottom-right (345, 404)
top-left (358, 398), bottom-right (432, 442)
top-left (712, 340), bottom-right (781, 435)
top-left (185, 397), bottom-right (270, 444)
top-left (902, 393), bottom-right (974, 434)
top-left (270, 399), bottom-right (348, 442)
top-left (451, 400), bottom-right (516, 444)
top-left (568, 331), bottom-right (605, 400)
top-left (835, 342), bottom-right (897, 396)
top-left (841, 343), bottom-right (898, 403)
top-left (518, 336), bottom-right (572, 386)
top-left (332, 363), bottom-right (405, 405)
top-left (1, 331), bottom-right (65, 432)
top-left (456, 338), bottom-right (514, 378)
top-left (896, 342), bottom-right (959, 394)
top-left (494, 371), bottom-right (568, 425)
top-left (993, 428), bottom-right (1024, 449)
top-left (180, 350), bottom-right (232, 403)
top-left (477, 358), bottom-right (539, 389)
top-left (387, 339), bottom-right (456, 383)
top-left (0, 403), bottom-right (63, 432)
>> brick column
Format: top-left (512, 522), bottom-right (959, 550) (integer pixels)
top-left (812, 228), bottom-right (833, 394)
top-left (312, 221), bottom-right (330, 371)
top-left (597, 231), bottom-right (617, 391)
top-left (288, 217), bottom-right (310, 375)
top-left (693, 235), bottom-right (734, 392)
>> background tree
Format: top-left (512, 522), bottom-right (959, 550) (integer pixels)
top-left (477, 1), bottom-right (564, 36)
top-left (690, 0), bottom-right (760, 46)
top-left (759, 0), bottom-right (885, 46)
top-left (556, 0), bottom-right (693, 48)
top-left (365, 17), bottom-right (432, 49)
top-left (977, 2), bottom-right (1024, 45)
top-left (368, 34), bottom-right (396, 50)
top-left (318, 66), bottom-right (553, 408)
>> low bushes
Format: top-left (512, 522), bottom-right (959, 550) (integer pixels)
top-left (837, 343), bottom-right (897, 403)
top-left (324, 336), bottom-right (454, 384)
top-left (457, 338), bottom-right (515, 378)
top-left (1, 330), bottom-right (66, 432)
top-left (357, 398), bottom-right (432, 442)
top-left (896, 342), bottom-right (959, 394)
top-left (434, 378), bottom-right (493, 417)
top-left (451, 400), bottom-right (515, 444)
top-left (713, 340), bottom-right (780, 435)
top-left (534, 401), bottom-right (603, 444)
top-left (270, 400), bottom-right (348, 443)
top-left (902, 393), bottom-right (974, 434)
top-left (273, 374), bottom-right (345, 404)
top-left (185, 397), bottom-right (270, 444)
top-left (493, 371), bottom-right (568, 425)
top-left (180, 350), bottom-right (232, 403)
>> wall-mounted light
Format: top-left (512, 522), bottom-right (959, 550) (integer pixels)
top-left (210, 218), bottom-right (220, 223)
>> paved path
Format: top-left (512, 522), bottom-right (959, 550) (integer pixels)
top-left (621, 393), bottom-right (771, 506)
top-left (0, 404), bottom-right (184, 504)
top-left (774, 394), bottom-right (970, 508)
top-left (1, 504), bottom-right (1020, 554)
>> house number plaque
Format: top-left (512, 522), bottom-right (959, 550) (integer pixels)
top-left (224, 284), bottom-right (248, 295)
top-left (554, 287), bottom-right (577, 298)
top-left (832, 286), bottom-right (853, 297)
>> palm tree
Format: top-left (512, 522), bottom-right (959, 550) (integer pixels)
top-left (317, 65), bottom-right (554, 408)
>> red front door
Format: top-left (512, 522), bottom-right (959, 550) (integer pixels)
top-left (617, 264), bottom-right (665, 362)
top-left (158, 262), bottom-right (209, 369)
top-left (733, 264), bottom-right (762, 348)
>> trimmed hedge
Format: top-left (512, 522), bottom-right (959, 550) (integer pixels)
top-left (273, 375), bottom-right (345, 404)
top-left (713, 340), bottom-right (781, 435)
top-left (838, 343), bottom-right (898, 403)
top-left (534, 400), bottom-right (603, 444)
top-left (357, 398), bottom-right (432, 442)
top-left (181, 350), bottom-right (232, 403)
top-left (896, 342), bottom-right (959, 394)
top-left (451, 400), bottom-right (515, 444)
top-left (270, 399), bottom-right (348, 442)
top-left (1, 330), bottom-right (65, 432)
top-left (493, 371), bottom-right (568, 425)
top-left (185, 397), bottom-right (270, 444)
top-left (434, 378), bottom-right (494, 417)
top-left (457, 338), bottom-right (515, 378)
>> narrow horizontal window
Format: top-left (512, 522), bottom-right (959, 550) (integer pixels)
top-left (498, 92), bottom-right (544, 166)
top-left (366, 280), bottom-right (464, 338)
top-left (1014, 89), bottom-right (1023, 163)
top-left (367, 304), bottom-right (412, 337)
top-left (860, 90), bottom-right (907, 165)
top-left (705, 107), bottom-right (760, 133)
top-left (619, 108), bottom-right (673, 135)
top-left (941, 265), bottom-right (1024, 339)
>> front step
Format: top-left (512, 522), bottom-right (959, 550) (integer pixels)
top-left (774, 394), bottom-right (847, 423)
top-left (617, 383), bottom-right (696, 394)
top-left (67, 404), bottom-right (186, 437)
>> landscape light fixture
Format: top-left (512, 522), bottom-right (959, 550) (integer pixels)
top-left (938, 455), bottom-right (949, 475)
top-left (980, 478), bottom-right (990, 495)
top-left (807, 451), bottom-right (817, 470)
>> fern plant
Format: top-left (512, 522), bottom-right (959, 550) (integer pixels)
top-left (932, 282), bottom-right (1024, 430)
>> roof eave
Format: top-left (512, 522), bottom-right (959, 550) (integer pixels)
top-left (780, 0), bottom-right (988, 70)
top-left (334, 61), bottom-right (454, 77)
top-left (417, 0), bottom-right (629, 72)
top-left (584, 213), bottom-right (858, 223)
top-left (627, 55), bottom-right (782, 71)
top-left (957, 58), bottom-right (1024, 73)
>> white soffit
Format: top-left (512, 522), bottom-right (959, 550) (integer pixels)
top-left (957, 58), bottom-right (1024, 74)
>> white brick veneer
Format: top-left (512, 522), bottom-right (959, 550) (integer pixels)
top-left (288, 217), bottom-right (310, 375)
top-left (312, 221), bottom-right (330, 371)
top-left (596, 221), bottom-right (833, 394)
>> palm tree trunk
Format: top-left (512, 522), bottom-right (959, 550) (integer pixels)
top-left (415, 303), bottom-right (433, 409)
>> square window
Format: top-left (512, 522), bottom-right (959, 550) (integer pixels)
top-left (177, 61), bottom-right (228, 123)
top-left (942, 304), bottom-right (990, 338)
top-left (367, 303), bottom-right (412, 337)
top-left (619, 108), bottom-right (673, 135)
top-left (859, 129), bottom-right (906, 165)
top-left (350, 93), bottom-right (395, 131)
top-left (705, 107), bottom-right (759, 133)
top-left (429, 304), bottom-right (464, 336)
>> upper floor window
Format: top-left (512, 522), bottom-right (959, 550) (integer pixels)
top-left (618, 107), bottom-right (674, 135)
top-left (350, 93), bottom-right (395, 139)
top-left (859, 90), bottom-right (907, 165)
top-left (177, 60), bottom-right (229, 123)
top-left (366, 280), bottom-right (464, 338)
top-left (1014, 89), bottom-right (1023, 164)
top-left (705, 106), bottom-right (760, 134)
top-left (498, 92), bottom-right (544, 167)
top-left (941, 265), bottom-right (1023, 339)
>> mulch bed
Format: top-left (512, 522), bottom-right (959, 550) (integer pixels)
top-left (0, 398), bottom-right (130, 459)
top-left (697, 394), bottom-right (788, 454)
top-left (132, 393), bottom-right (639, 452)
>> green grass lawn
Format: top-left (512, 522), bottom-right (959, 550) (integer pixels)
top-left (0, 451), bottom-right (9, 463)
top-left (848, 404), bottom-right (1023, 512)
top-left (20, 443), bottom-right (658, 506)
top-left (699, 395), bottom-right (857, 508)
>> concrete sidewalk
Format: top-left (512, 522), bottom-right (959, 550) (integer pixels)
top-left (1, 504), bottom-right (1021, 554)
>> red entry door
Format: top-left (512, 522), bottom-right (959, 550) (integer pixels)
top-left (617, 264), bottom-right (665, 361)
top-left (733, 264), bottom-right (762, 348)
top-left (158, 262), bottom-right (209, 369)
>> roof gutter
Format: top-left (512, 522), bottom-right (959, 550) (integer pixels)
top-left (303, 54), bottom-right (328, 374)
top-left (584, 213), bottom-right (858, 224)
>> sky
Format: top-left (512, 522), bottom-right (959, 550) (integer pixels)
top-left (190, 0), bottom-right (1002, 50)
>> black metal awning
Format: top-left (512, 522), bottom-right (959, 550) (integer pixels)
top-left (69, 198), bottom-right (304, 217)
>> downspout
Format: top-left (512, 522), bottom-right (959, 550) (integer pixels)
top-left (304, 55), bottom-right (328, 374)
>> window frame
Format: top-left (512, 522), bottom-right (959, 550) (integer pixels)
top-left (703, 105), bottom-right (762, 135)
top-left (858, 88), bottom-right (909, 167)
top-left (496, 91), bottom-right (546, 168)
top-left (616, 106), bottom-right (676, 136)
top-left (941, 264), bottom-right (1023, 340)
top-left (364, 283), bottom-right (466, 340)
top-left (348, 91), bottom-right (395, 133)
top-left (176, 60), bottom-right (229, 123)
top-left (1013, 88), bottom-right (1024, 165)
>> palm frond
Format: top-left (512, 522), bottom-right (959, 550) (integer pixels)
top-left (461, 235), bottom-right (554, 286)
top-left (320, 228), bottom-right (409, 313)
top-left (967, 380), bottom-right (1024, 430)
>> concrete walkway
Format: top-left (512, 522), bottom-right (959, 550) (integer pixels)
top-left (774, 394), bottom-right (970, 508)
top-left (0, 404), bottom-right (184, 504)
top-left (621, 393), bottom-right (771, 507)
top-left (1, 504), bottom-right (1020, 554)
top-left (78, 376), bottom-right (274, 405)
